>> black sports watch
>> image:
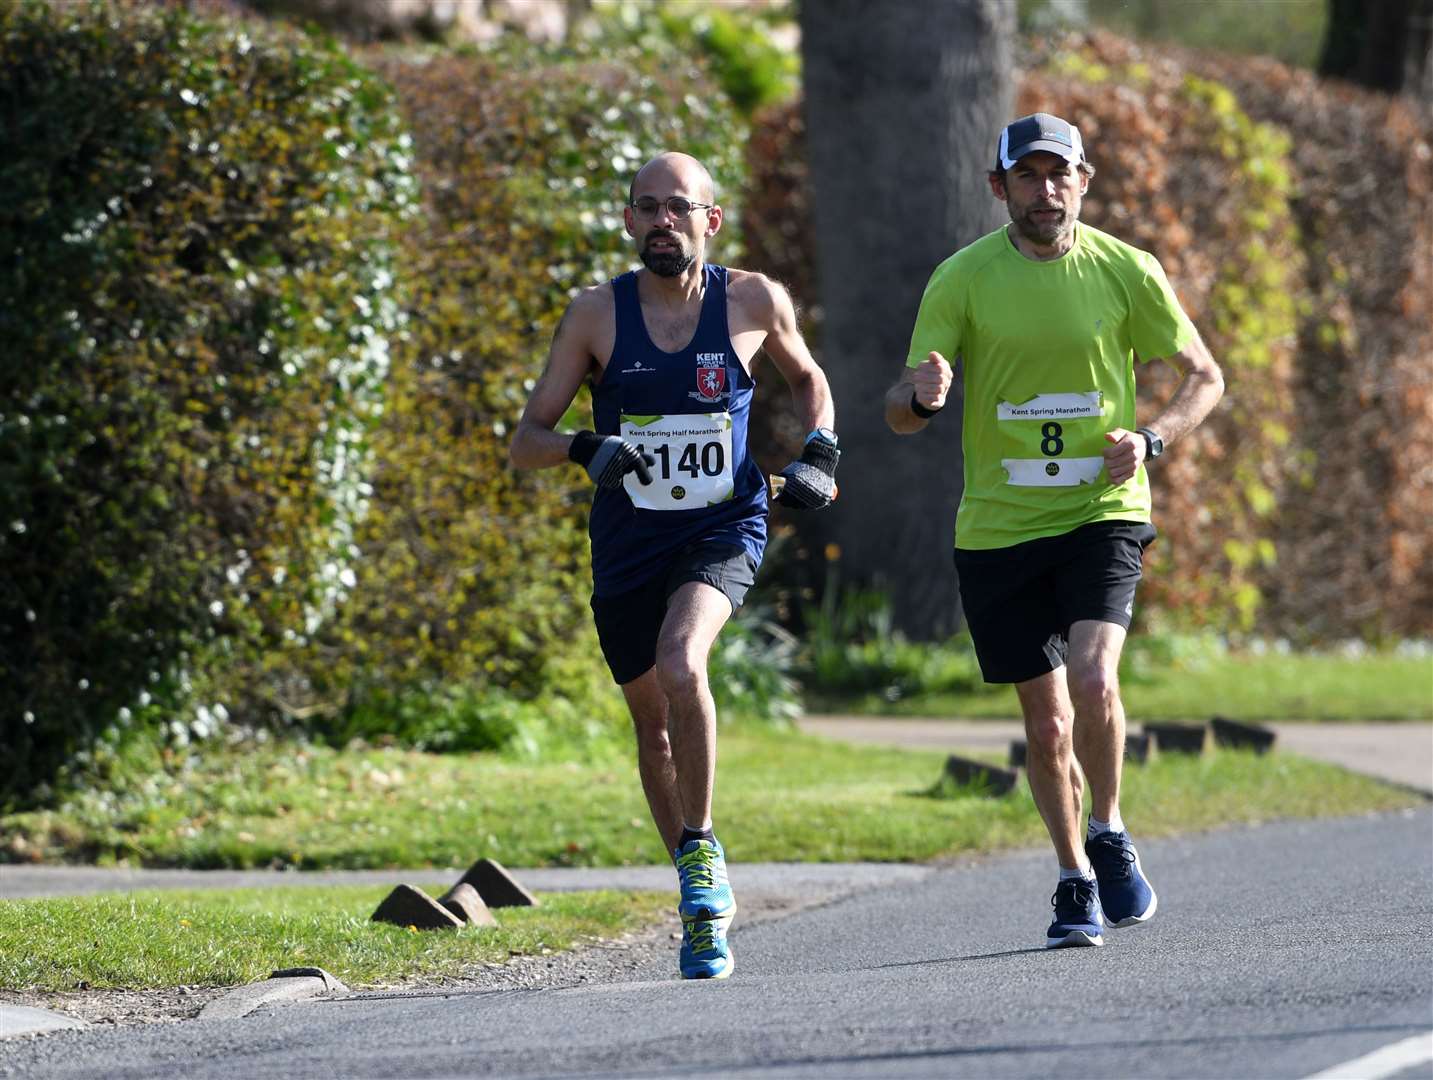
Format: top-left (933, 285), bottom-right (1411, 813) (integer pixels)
top-left (1137, 426), bottom-right (1164, 461)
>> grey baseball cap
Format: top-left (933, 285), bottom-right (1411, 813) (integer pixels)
top-left (996, 112), bottom-right (1086, 169)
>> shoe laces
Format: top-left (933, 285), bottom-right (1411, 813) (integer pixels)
top-left (677, 844), bottom-right (718, 890)
top-left (686, 920), bottom-right (721, 956)
top-left (1087, 832), bottom-right (1136, 882)
top-left (1051, 877), bottom-right (1098, 914)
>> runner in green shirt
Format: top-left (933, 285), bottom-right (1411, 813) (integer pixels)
top-left (884, 113), bottom-right (1224, 949)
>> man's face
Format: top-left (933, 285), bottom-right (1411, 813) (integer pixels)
top-left (624, 173), bottom-right (719, 278)
top-left (995, 151), bottom-right (1088, 249)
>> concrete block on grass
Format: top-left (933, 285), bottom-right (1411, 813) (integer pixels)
top-left (457, 858), bottom-right (540, 908)
top-left (1009, 740), bottom-right (1027, 768)
top-left (370, 884), bottom-right (462, 930)
top-left (1210, 716), bottom-right (1277, 753)
top-left (1143, 722), bottom-right (1211, 755)
top-left (943, 755), bottom-right (1021, 796)
top-left (439, 882), bottom-right (497, 927)
top-left (1124, 732), bottom-right (1156, 763)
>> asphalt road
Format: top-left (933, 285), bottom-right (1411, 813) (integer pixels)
top-left (5, 808), bottom-right (1430, 1080)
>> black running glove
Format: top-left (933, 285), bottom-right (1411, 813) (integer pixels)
top-left (568, 430), bottom-right (654, 489)
top-left (775, 430), bottom-right (839, 510)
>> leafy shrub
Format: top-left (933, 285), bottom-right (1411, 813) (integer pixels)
top-left (0, 0), bottom-right (414, 807)
top-left (708, 604), bottom-right (802, 726)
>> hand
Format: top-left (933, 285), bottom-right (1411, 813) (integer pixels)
top-left (567, 430), bottom-right (654, 489)
top-left (911, 351), bottom-right (953, 413)
top-left (775, 430), bottom-right (839, 510)
top-left (1103, 428), bottom-right (1146, 485)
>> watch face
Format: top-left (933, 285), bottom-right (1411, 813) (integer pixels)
top-left (811, 427), bottom-right (837, 444)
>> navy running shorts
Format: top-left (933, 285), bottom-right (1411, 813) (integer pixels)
top-left (590, 540), bottom-right (758, 686)
top-left (952, 520), bottom-right (1157, 685)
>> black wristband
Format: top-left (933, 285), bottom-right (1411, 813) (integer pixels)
top-left (566, 429), bottom-right (601, 467)
top-left (910, 392), bottom-right (942, 419)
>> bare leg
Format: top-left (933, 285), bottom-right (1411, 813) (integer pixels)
top-left (619, 669), bottom-right (684, 855)
top-left (1015, 667), bottom-right (1087, 871)
top-left (653, 581), bottom-right (733, 836)
top-left (1067, 620), bottom-right (1129, 824)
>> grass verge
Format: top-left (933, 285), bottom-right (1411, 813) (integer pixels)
top-left (0, 885), bottom-right (670, 992)
top-left (4, 730), bottom-right (1421, 869)
top-left (810, 650), bottom-right (1432, 720)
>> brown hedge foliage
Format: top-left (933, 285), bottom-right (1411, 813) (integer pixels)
top-left (743, 31), bottom-right (1431, 640)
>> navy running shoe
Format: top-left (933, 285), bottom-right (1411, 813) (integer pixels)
top-left (678, 915), bottom-right (734, 980)
top-left (1086, 830), bottom-right (1158, 928)
top-left (1046, 876), bottom-right (1105, 948)
top-left (674, 837), bottom-right (735, 923)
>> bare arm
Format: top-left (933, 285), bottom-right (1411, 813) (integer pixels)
top-left (885, 351), bottom-right (954, 434)
top-left (1104, 328), bottom-right (1226, 483)
top-left (746, 276), bottom-right (833, 433)
top-left (508, 290), bottom-right (605, 471)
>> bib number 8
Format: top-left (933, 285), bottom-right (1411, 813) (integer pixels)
top-left (1040, 421), bottom-right (1064, 456)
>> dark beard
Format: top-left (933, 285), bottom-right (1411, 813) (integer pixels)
top-left (640, 247), bottom-right (696, 277)
top-left (1012, 203), bottom-right (1073, 247)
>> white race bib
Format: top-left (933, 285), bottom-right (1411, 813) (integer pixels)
top-left (997, 390), bottom-right (1106, 487)
top-left (620, 412), bottom-right (735, 510)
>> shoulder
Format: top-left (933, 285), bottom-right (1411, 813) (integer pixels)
top-left (1077, 224), bottom-right (1164, 276)
top-left (924, 229), bottom-right (1008, 295)
top-left (724, 267), bottom-right (793, 325)
top-left (562, 281), bottom-right (614, 331)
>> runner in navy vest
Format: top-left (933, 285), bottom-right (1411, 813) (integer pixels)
top-left (510, 152), bottom-right (838, 980)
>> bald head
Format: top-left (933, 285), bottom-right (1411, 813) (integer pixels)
top-left (628, 152), bottom-right (716, 206)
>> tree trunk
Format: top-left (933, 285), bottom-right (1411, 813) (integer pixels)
top-left (799, 0), bottom-right (1014, 639)
top-left (1320, 0), bottom-right (1433, 100)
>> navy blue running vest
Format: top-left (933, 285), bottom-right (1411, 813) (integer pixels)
top-left (588, 264), bottom-right (767, 597)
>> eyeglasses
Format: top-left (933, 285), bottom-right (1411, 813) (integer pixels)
top-left (629, 196), bottom-right (714, 220)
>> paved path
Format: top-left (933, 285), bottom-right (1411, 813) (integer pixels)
top-left (5, 809), bottom-right (1430, 1079)
top-left (796, 716), bottom-right (1433, 795)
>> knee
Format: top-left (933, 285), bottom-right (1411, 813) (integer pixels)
top-left (1068, 664), bottom-right (1120, 716)
top-left (1026, 711), bottom-right (1073, 759)
top-left (654, 642), bottom-right (705, 699)
top-left (630, 711), bottom-right (671, 758)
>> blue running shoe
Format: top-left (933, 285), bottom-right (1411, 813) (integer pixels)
top-left (1046, 876), bottom-right (1104, 948)
top-left (675, 838), bottom-right (736, 923)
top-left (1086, 830), bottom-right (1158, 928)
top-left (679, 915), bottom-right (734, 980)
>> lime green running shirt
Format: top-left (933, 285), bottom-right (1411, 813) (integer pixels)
top-left (906, 223), bottom-right (1195, 550)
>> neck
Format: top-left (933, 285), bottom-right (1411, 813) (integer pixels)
top-left (640, 262), bottom-right (706, 304)
top-left (1007, 223), bottom-right (1076, 262)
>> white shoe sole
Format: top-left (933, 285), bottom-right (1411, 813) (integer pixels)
top-left (1046, 929), bottom-right (1104, 948)
top-left (1109, 890), bottom-right (1158, 928)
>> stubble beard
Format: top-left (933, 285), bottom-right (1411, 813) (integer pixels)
top-left (1011, 193), bottom-right (1080, 249)
top-left (640, 246), bottom-right (695, 278)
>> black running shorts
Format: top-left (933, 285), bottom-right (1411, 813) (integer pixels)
top-left (590, 540), bottom-right (758, 686)
top-left (953, 520), bottom-right (1157, 685)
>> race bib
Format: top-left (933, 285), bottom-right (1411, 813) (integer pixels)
top-left (997, 390), bottom-right (1106, 488)
top-left (620, 412), bottom-right (735, 510)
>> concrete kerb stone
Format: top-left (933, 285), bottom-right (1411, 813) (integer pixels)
top-left (197, 967), bottom-right (348, 1022)
top-left (457, 858), bottom-right (540, 908)
top-left (1, 1004), bottom-right (89, 1040)
top-left (439, 882), bottom-right (497, 926)
top-left (943, 754), bottom-right (1022, 796)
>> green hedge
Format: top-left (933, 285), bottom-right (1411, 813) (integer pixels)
top-left (279, 38), bottom-right (749, 739)
top-left (0, 1), bottom-right (414, 806)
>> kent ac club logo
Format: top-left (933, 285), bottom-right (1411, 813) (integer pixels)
top-left (692, 353), bottom-right (728, 402)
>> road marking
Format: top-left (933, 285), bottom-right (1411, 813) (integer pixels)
top-left (1302, 1032), bottom-right (1433, 1080)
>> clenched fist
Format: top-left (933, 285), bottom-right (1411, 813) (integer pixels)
top-left (911, 351), bottom-right (953, 415)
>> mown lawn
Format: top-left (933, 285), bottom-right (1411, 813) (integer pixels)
top-left (0, 885), bottom-right (670, 992)
top-left (4, 729), bottom-right (1420, 870)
